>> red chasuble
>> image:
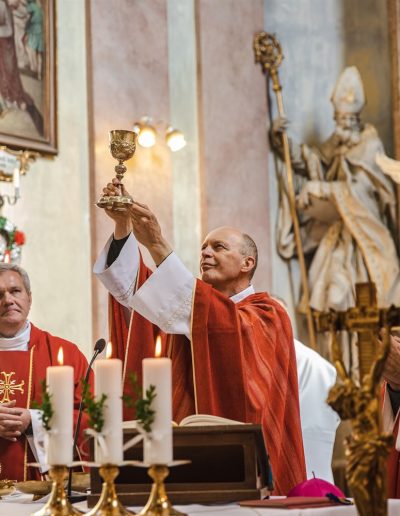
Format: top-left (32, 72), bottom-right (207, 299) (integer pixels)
top-left (109, 257), bottom-right (306, 495)
top-left (0, 324), bottom-right (92, 481)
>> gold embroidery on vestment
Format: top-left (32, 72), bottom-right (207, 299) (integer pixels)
top-left (0, 371), bottom-right (25, 403)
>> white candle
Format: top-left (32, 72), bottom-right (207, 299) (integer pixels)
top-left (46, 347), bottom-right (73, 465)
top-left (13, 168), bottom-right (20, 198)
top-left (94, 343), bottom-right (123, 464)
top-left (143, 336), bottom-right (172, 465)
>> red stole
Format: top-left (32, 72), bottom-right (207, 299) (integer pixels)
top-left (0, 348), bottom-right (34, 481)
top-left (0, 325), bottom-right (92, 481)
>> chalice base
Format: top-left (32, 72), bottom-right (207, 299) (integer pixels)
top-left (32, 465), bottom-right (82, 516)
top-left (139, 465), bottom-right (186, 516)
top-left (96, 195), bottom-right (133, 211)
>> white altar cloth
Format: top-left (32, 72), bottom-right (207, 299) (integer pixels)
top-left (2, 495), bottom-right (400, 516)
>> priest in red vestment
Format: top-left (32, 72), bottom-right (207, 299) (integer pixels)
top-left (383, 335), bottom-right (400, 497)
top-left (94, 182), bottom-right (306, 495)
top-left (0, 263), bottom-right (92, 481)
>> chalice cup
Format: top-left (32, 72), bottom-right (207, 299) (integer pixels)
top-left (96, 129), bottom-right (137, 211)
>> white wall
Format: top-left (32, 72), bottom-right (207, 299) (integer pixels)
top-left (3, 0), bottom-right (92, 357)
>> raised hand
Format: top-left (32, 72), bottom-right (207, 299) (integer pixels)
top-left (102, 179), bottom-right (133, 239)
top-left (130, 202), bottom-right (172, 266)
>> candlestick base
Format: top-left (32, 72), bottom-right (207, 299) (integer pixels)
top-left (32, 466), bottom-right (82, 516)
top-left (86, 464), bottom-right (134, 516)
top-left (139, 465), bottom-right (186, 516)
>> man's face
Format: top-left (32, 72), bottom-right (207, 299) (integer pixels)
top-left (0, 271), bottom-right (31, 337)
top-left (200, 227), bottom-right (248, 291)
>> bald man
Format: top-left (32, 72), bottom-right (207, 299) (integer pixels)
top-left (94, 184), bottom-right (306, 495)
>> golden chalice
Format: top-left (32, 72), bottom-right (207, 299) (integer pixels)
top-left (97, 130), bottom-right (137, 211)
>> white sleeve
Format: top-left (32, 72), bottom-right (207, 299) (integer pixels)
top-left (93, 233), bottom-right (140, 309)
top-left (28, 409), bottom-right (49, 473)
top-left (130, 252), bottom-right (195, 338)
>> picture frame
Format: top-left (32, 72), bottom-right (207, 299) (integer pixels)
top-left (0, 0), bottom-right (57, 155)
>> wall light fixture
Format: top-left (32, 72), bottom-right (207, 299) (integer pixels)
top-left (133, 117), bottom-right (186, 152)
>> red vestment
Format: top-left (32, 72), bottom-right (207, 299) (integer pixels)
top-left (110, 257), bottom-right (306, 495)
top-left (0, 324), bottom-right (92, 481)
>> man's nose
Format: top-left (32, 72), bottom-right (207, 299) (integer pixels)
top-left (3, 292), bottom-right (13, 304)
top-left (201, 245), bottom-right (213, 257)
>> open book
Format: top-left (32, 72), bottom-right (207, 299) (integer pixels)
top-left (122, 414), bottom-right (246, 430)
top-left (176, 414), bottom-right (246, 427)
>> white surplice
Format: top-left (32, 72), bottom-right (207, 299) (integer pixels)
top-left (294, 339), bottom-right (340, 482)
top-left (93, 233), bottom-right (254, 339)
top-left (94, 233), bottom-right (340, 483)
top-left (0, 321), bottom-right (47, 471)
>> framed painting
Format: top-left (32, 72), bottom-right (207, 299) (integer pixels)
top-left (0, 0), bottom-right (56, 155)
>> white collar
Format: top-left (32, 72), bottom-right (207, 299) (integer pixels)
top-left (230, 284), bottom-right (255, 304)
top-left (0, 321), bottom-right (31, 351)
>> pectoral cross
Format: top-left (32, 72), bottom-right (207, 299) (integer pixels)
top-left (0, 371), bottom-right (25, 403)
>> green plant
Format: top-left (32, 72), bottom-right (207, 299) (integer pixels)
top-left (123, 372), bottom-right (156, 433)
top-left (31, 379), bottom-right (54, 431)
top-left (81, 379), bottom-right (107, 433)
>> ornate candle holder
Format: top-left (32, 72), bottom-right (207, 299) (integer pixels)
top-left (86, 464), bottom-right (133, 516)
top-left (139, 465), bottom-right (186, 516)
top-left (32, 465), bottom-right (81, 516)
top-left (96, 130), bottom-right (137, 211)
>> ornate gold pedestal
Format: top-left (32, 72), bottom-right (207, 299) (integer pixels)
top-left (139, 465), bottom-right (186, 516)
top-left (86, 465), bottom-right (133, 516)
top-left (32, 466), bottom-right (81, 516)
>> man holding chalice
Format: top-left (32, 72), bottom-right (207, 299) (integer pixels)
top-left (94, 128), bottom-right (305, 496)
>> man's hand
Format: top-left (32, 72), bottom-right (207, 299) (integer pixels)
top-left (383, 335), bottom-right (400, 391)
top-left (102, 179), bottom-right (132, 239)
top-left (0, 401), bottom-right (31, 442)
top-left (130, 202), bottom-right (172, 266)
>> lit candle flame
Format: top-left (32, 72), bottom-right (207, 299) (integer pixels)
top-left (57, 347), bottom-right (64, 366)
top-left (155, 336), bottom-right (162, 358)
top-left (106, 341), bottom-right (112, 359)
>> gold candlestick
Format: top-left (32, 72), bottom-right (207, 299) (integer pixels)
top-left (86, 464), bottom-right (133, 516)
top-left (32, 465), bottom-right (81, 516)
top-left (97, 130), bottom-right (137, 211)
top-left (139, 465), bottom-right (186, 516)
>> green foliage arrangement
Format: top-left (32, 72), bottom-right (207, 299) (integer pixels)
top-left (31, 379), bottom-right (54, 431)
top-left (123, 372), bottom-right (156, 433)
top-left (81, 379), bottom-right (107, 433)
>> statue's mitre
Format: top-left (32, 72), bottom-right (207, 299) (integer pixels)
top-left (331, 66), bottom-right (365, 114)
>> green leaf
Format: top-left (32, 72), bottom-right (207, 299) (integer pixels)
top-left (81, 379), bottom-right (107, 433)
top-left (123, 372), bottom-right (157, 433)
top-left (31, 379), bottom-right (54, 431)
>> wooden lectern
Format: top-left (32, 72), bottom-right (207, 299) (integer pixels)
top-left (89, 424), bottom-right (272, 506)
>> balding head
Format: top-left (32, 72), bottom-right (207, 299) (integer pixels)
top-left (200, 226), bottom-right (258, 297)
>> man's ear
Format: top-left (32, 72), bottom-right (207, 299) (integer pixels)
top-left (241, 256), bottom-right (255, 275)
